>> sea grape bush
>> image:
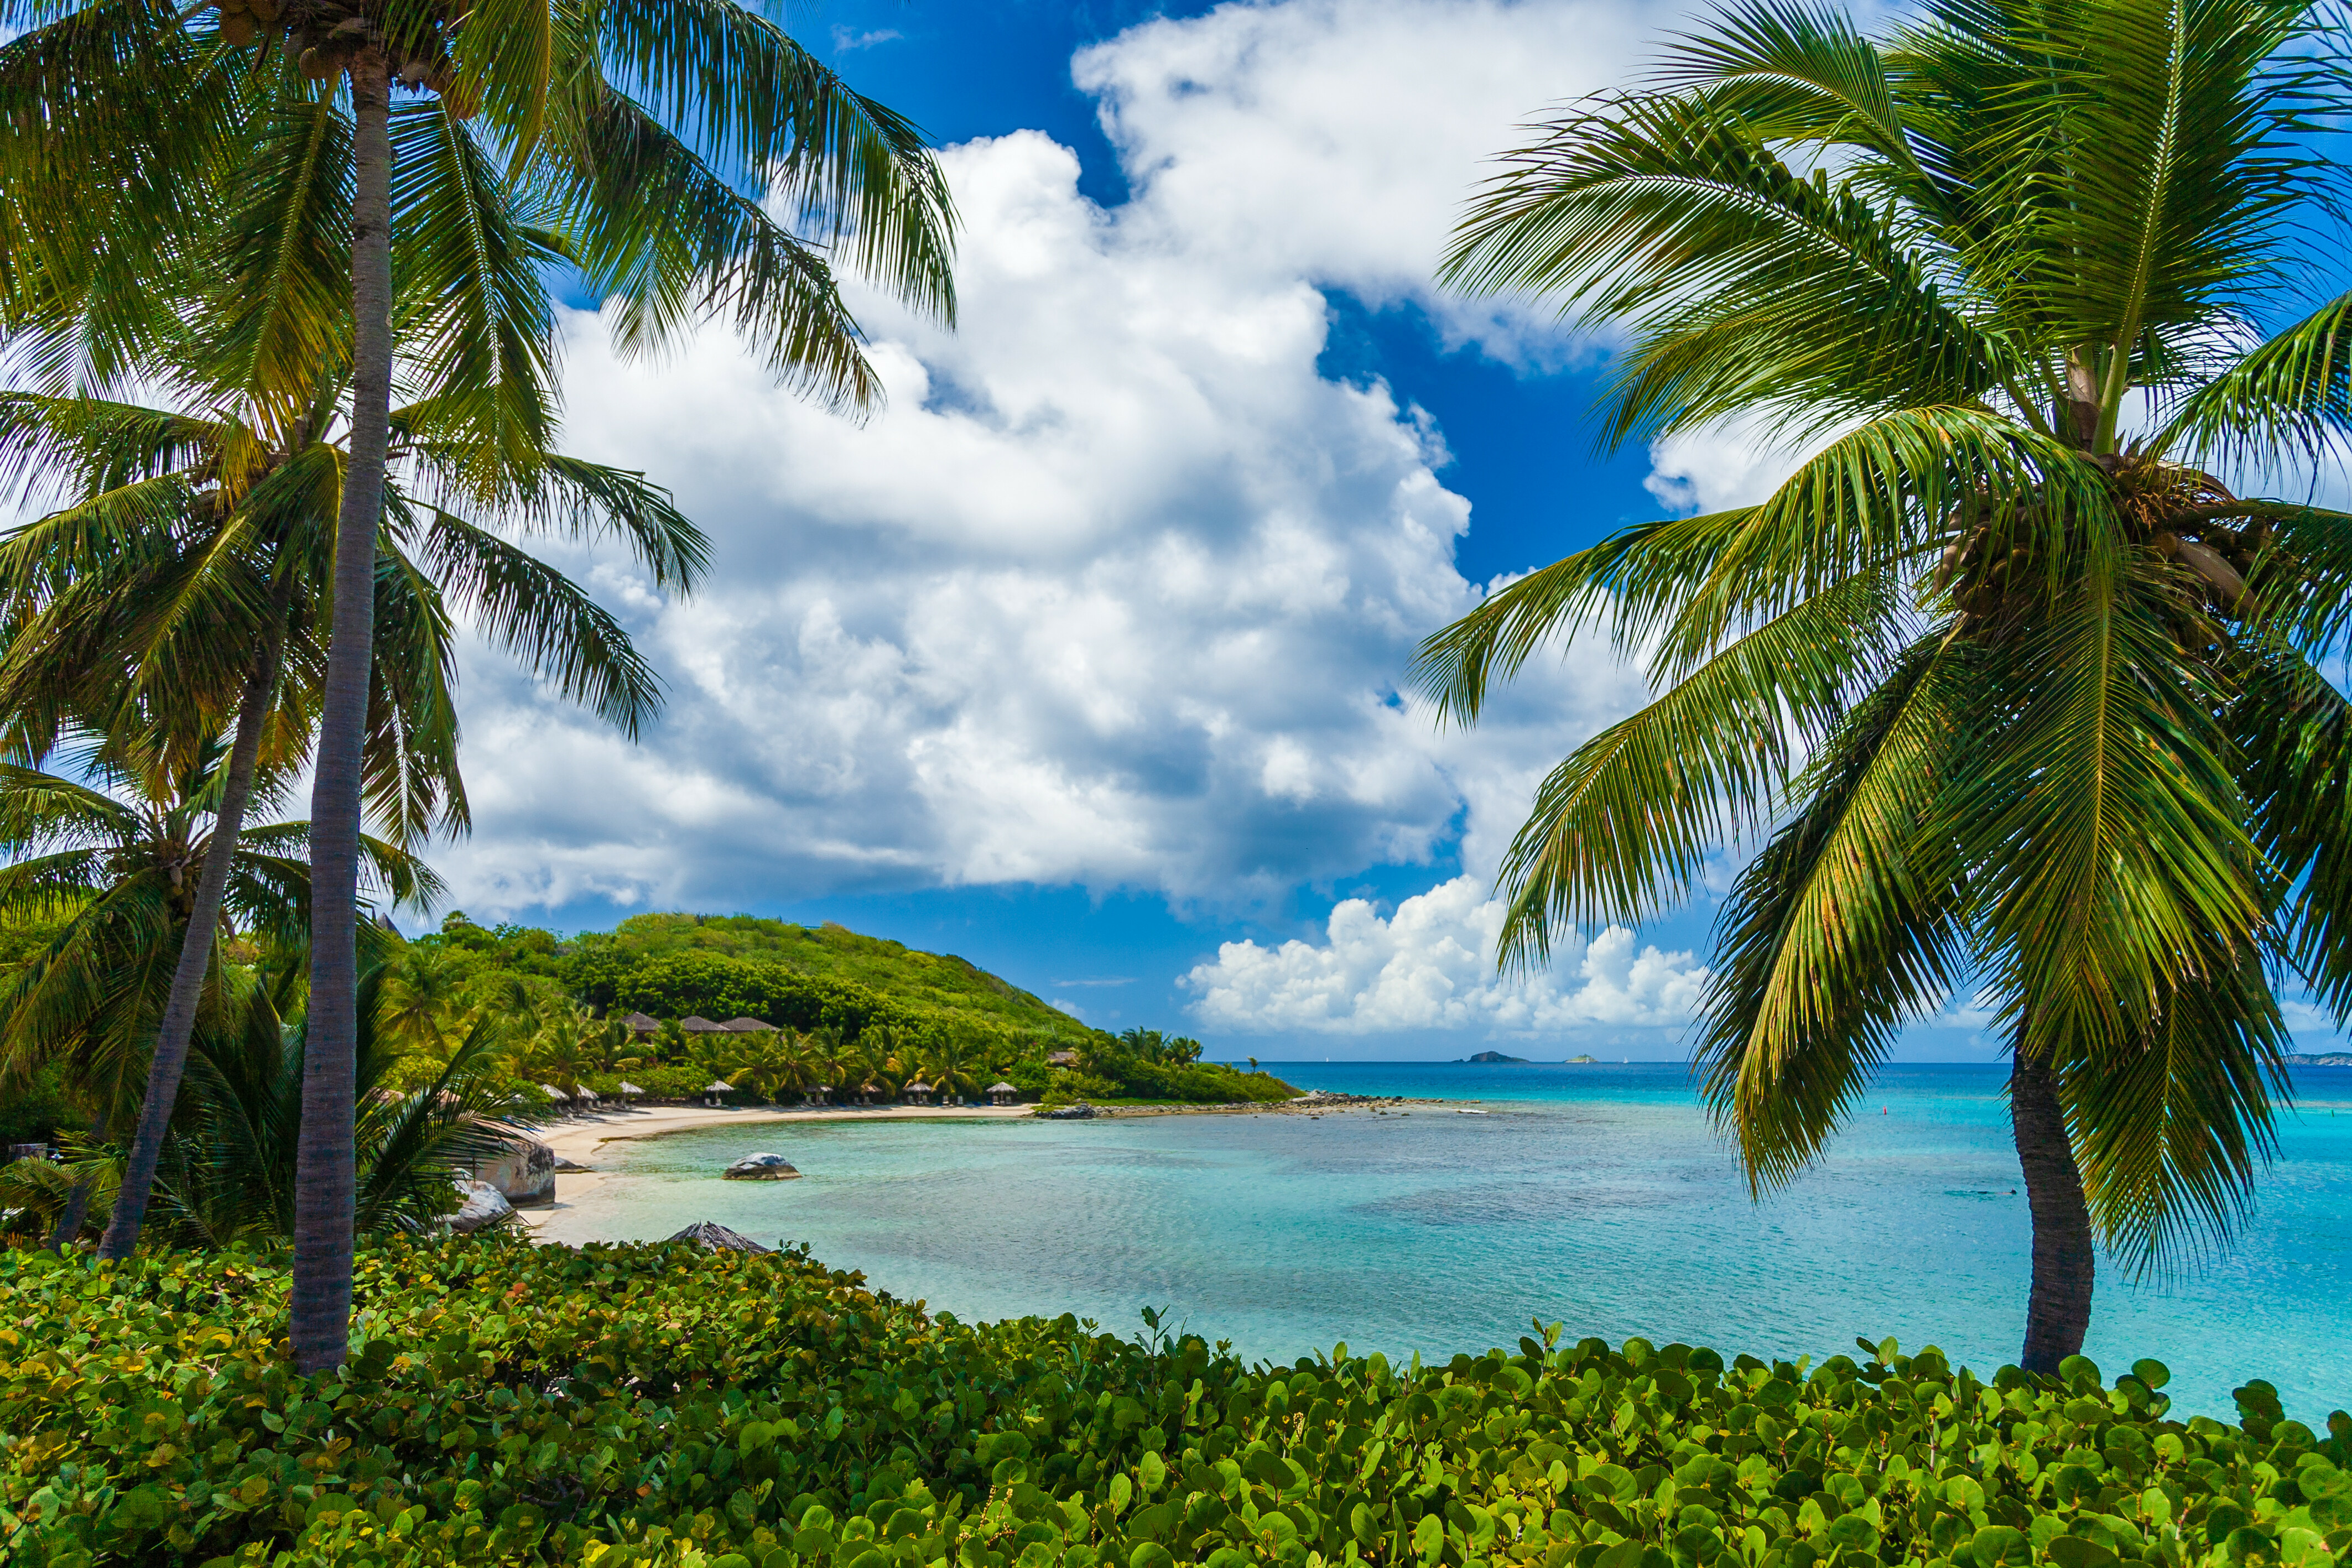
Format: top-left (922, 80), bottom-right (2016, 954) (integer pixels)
top-left (1, 1241), bottom-right (2345, 1568)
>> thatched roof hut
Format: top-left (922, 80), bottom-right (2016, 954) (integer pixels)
top-left (679, 1016), bottom-right (728, 1034)
top-left (540, 1083), bottom-right (570, 1102)
top-left (622, 1012), bottom-right (660, 1035)
top-left (988, 1081), bottom-right (1019, 1106)
top-left (617, 1081), bottom-right (644, 1102)
top-left (702, 1079), bottom-right (734, 1107)
top-left (904, 1080), bottom-right (934, 1105)
top-left (723, 1016), bottom-right (776, 1033)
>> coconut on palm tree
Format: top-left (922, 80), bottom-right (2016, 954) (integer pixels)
top-left (1428, 0), bottom-right (2352, 1369)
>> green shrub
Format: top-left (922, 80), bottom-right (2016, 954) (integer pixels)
top-left (3, 1242), bottom-right (2344, 1568)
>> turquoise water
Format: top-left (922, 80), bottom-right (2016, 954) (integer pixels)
top-left (533, 1062), bottom-right (2352, 1423)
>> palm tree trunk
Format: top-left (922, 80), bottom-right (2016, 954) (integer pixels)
top-left (2012, 1041), bottom-right (2094, 1373)
top-left (98, 569), bottom-right (295, 1260)
top-left (291, 46), bottom-right (394, 1376)
top-left (47, 1168), bottom-right (94, 1251)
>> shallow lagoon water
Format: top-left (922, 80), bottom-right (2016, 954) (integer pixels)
top-left (534, 1062), bottom-right (2352, 1421)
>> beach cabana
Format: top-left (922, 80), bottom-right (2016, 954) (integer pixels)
top-left (723, 1016), bottom-right (776, 1033)
top-left (987, 1082), bottom-right (1019, 1107)
top-left (575, 1086), bottom-right (600, 1108)
top-left (540, 1083), bottom-right (571, 1109)
top-left (622, 1012), bottom-right (660, 1038)
top-left (805, 1084), bottom-right (832, 1106)
top-left (703, 1079), bottom-right (734, 1108)
top-left (904, 1080), bottom-right (934, 1106)
top-left (617, 1081), bottom-right (644, 1107)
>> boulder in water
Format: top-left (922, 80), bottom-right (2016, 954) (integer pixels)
top-left (722, 1152), bottom-right (802, 1180)
top-left (448, 1179), bottom-right (513, 1234)
top-left (668, 1221), bottom-right (771, 1253)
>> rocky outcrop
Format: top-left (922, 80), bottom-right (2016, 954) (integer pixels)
top-left (472, 1134), bottom-right (557, 1207)
top-left (722, 1152), bottom-right (802, 1180)
top-left (449, 1180), bottom-right (514, 1234)
top-left (667, 1221), bottom-right (771, 1253)
top-left (1040, 1102), bottom-right (1095, 1119)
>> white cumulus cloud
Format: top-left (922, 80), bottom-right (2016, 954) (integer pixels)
top-left (1180, 873), bottom-right (1708, 1035)
top-left (431, 0), bottom-right (1679, 920)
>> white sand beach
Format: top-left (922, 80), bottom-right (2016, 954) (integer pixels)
top-left (525, 1102), bottom-right (1034, 1215)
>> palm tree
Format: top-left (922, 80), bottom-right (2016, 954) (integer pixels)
top-left (0, 376), bottom-right (697, 1263)
top-left (0, 737), bottom-right (432, 1241)
top-left (1427, 0), bottom-right (2352, 1369)
top-left (155, 958), bottom-right (533, 1246)
top-left (7, 0), bottom-right (955, 1372)
top-left (375, 939), bottom-right (467, 1064)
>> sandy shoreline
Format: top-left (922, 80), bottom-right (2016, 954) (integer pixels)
top-left (527, 1103), bottom-right (1032, 1213)
top-left (520, 1094), bottom-right (1446, 1222)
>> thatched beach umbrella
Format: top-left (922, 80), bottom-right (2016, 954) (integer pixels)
top-left (987, 1081), bottom-right (1019, 1106)
top-left (703, 1079), bottom-right (734, 1108)
top-left (904, 1080), bottom-right (933, 1106)
top-left (617, 1081), bottom-right (644, 1106)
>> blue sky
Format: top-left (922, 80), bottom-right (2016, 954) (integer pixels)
top-left (426, 0), bottom-right (2047, 1061)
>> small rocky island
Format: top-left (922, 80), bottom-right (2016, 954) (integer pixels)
top-left (1461, 1050), bottom-right (1529, 1064)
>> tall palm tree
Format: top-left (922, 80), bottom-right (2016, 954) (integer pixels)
top-left (1427, 0), bottom-right (2352, 1369)
top-left (6, 0), bottom-right (955, 1372)
top-left (0, 374), bottom-right (698, 1262)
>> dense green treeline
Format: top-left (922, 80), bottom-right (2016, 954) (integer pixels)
top-left (4, 1238), bottom-right (2346, 1568)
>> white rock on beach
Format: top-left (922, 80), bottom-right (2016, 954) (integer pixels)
top-left (722, 1152), bottom-right (802, 1180)
top-left (448, 1179), bottom-right (513, 1233)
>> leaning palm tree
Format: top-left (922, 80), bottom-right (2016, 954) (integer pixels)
top-left (0, 371), bottom-right (697, 1263)
top-left (1428, 0), bottom-right (2352, 1370)
top-left (0, 736), bottom-right (432, 1239)
top-left (6, 0), bottom-right (955, 1371)
top-left (157, 957), bottom-right (533, 1246)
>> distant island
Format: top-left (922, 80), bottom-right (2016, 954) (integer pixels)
top-left (1461, 1050), bottom-right (1529, 1064)
top-left (2286, 1052), bottom-right (2352, 1067)
top-left (1565, 1054), bottom-right (1598, 1064)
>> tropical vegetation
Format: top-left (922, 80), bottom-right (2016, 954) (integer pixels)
top-left (1427, 0), bottom-right (2352, 1371)
top-left (4, 1234), bottom-right (2346, 1567)
top-left (2, 0), bottom-right (959, 1364)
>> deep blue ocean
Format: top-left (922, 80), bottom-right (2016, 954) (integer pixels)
top-left (534, 1062), bottom-right (2351, 1423)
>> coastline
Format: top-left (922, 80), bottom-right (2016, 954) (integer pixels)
top-left (521, 1093), bottom-right (1446, 1218)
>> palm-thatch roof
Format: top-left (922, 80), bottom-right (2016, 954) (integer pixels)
top-left (575, 1087), bottom-right (600, 1103)
top-left (540, 1083), bottom-right (569, 1101)
top-left (617, 1081), bottom-right (644, 1096)
top-left (705, 1080), bottom-right (735, 1093)
top-left (905, 1080), bottom-right (933, 1093)
top-left (988, 1082), bottom-right (1017, 1093)
top-left (622, 1012), bottom-right (660, 1033)
top-left (723, 1016), bottom-right (776, 1033)
top-left (1047, 1050), bottom-right (1078, 1065)
top-left (679, 1016), bottom-right (728, 1033)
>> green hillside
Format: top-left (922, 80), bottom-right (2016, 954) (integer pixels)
top-left (568, 912), bottom-right (1087, 1040)
top-left (419, 909), bottom-right (1293, 1105)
